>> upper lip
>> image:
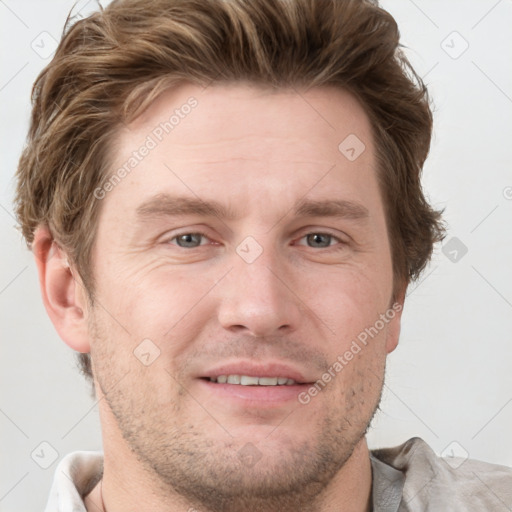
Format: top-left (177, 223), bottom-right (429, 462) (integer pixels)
top-left (200, 361), bottom-right (314, 384)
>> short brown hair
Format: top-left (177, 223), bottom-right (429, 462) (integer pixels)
top-left (15, 0), bottom-right (445, 382)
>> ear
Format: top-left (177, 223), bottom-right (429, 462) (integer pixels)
top-left (32, 226), bottom-right (91, 353)
top-left (385, 285), bottom-right (406, 354)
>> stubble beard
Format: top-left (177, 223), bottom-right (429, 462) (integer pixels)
top-left (91, 316), bottom-right (383, 512)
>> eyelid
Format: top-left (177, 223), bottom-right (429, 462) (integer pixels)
top-left (293, 225), bottom-right (349, 241)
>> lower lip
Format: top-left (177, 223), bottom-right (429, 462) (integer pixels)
top-left (198, 379), bottom-right (311, 406)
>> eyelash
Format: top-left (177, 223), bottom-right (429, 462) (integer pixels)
top-left (166, 231), bottom-right (347, 250)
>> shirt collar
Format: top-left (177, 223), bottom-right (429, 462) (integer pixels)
top-left (370, 453), bottom-right (405, 512)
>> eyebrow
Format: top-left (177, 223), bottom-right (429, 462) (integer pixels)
top-left (135, 194), bottom-right (369, 223)
top-left (294, 199), bottom-right (369, 220)
top-left (136, 194), bottom-right (238, 220)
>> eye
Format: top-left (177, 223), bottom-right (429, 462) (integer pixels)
top-left (169, 232), bottom-right (209, 248)
top-left (297, 233), bottom-right (343, 249)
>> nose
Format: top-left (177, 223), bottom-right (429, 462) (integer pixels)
top-left (216, 244), bottom-right (303, 338)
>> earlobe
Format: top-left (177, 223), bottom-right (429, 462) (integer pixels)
top-left (33, 226), bottom-right (91, 354)
top-left (385, 288), bottom-right (406, 354)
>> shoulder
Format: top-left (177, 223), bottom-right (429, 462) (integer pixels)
top-left (371, 437), bottom-right (512, 511)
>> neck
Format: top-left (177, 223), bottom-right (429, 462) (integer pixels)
top-left (85, 433), bottom-right (373, 512)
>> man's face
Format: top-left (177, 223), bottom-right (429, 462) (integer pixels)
top-left (86, 83), bottom-right (401, 507)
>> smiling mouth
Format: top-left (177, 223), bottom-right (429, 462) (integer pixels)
top-left (206, 375), bottom-right (298, 386)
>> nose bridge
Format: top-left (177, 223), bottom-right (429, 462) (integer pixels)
top-left (216, 236), bottom-right (301, 336)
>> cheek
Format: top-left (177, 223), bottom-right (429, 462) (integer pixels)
top-left (88, 303), bottom-right (181, 407)
top-left (95, 259), bottom-right (217, 332)
top-left (89, 265), bottom-right (226, 382)
top-left (304, 266), bottom-right (392, 344)
top-left (324, 331), bottom-right (387, 415)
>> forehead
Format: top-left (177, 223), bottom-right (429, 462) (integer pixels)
top-left (119, 82), bottom-right (374, 166)
top-left (102, 82), bottom-right (379, 225)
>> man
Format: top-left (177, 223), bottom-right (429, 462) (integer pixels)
top-left (14, 0), bottom-right (511, 510)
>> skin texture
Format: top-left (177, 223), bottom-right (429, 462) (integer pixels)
top-left (34, 83), bottom-right (405, 512)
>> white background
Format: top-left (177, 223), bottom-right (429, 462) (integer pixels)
top-left (1, 1), bottom-right (511, 510)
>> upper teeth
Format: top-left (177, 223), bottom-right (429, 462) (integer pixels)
top-left (210, 375), bottom-right (296, 386)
